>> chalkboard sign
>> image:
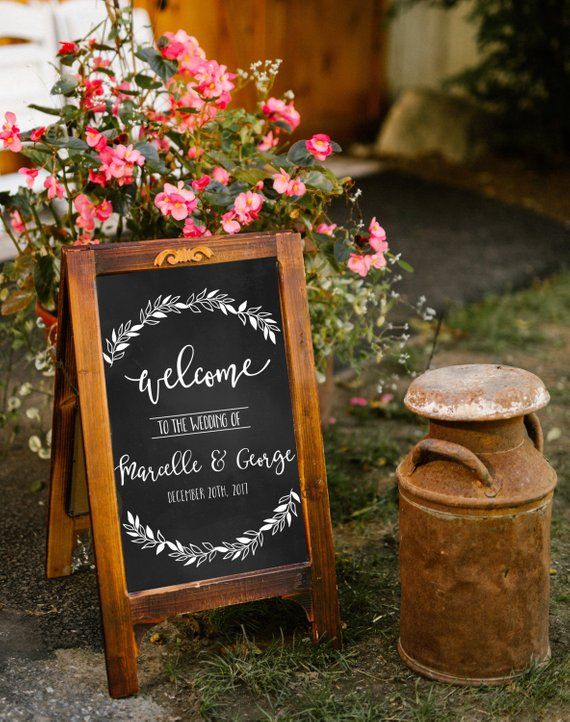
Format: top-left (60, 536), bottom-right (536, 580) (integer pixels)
top-left (46, 232), bottom-right (341, 698)
top-left (97, 257), bottom-right (308, 592)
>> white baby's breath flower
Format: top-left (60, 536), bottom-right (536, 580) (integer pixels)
top-left (28, 435), bottom-right (42, 453)
top-left (7, 397), bottom-right (21, 412)
top-left (26, 407), bottom-right (41, 421)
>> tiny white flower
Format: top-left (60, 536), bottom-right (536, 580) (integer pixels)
top-left (28, 435), bottom-right (42, 453)
top-left (7, 397), bottom-right (21, 412)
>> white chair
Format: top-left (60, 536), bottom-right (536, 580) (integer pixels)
top-left (52, 0), bottom-right (154, 57)
top-left (0, 1), bottom-right (60, 258)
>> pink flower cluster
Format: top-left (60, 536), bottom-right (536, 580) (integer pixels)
top-left (221, 191), bottom-right (264, 235)
top-left (261, 98), bottom-right (300, 132)
top-left (159, 30), bottom-right (235, 125)
top-left (347, 217), bottom-right (389, 278)
top-left (0, 113), bottom-right (21, 153)
top-left (272, 169), bottom-right (306, 197)
top-left (154, 182), bottom-right (197, 221)
top-left (73, 194), bottom-right (113, 233)
top-left (98, 143), bottom-right (145, 186)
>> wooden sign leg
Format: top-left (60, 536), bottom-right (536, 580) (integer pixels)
top-left (46, 276), bottom-right (90, 578)
top-left (67, 250), bottom-right (139, 698)
top-left (46, 398), bottom-right (89, 577)
top-left (276, 235), bottom-right (342, 646)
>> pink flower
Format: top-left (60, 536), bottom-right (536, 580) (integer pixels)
top-left (306, 133), bottom-right (333, 161)
top-left (74, 194), bottom-right (113, 231)
top-left (10, 210), bottom-right (25, 234)
top-left (191, 175), bottom-right (211, 192)
top-left (187, 146), bottom-right (204, 160)
top-left (258, 130), bottom-right (279, 151)
top-left (349, 397), bottom-right (368, 407)
top-left (233, 191), bottom-right (263, 223)
top-left (154, 181), bottom-right (197, 221)
top-left (93, 56), bottom-right (111, 70)
top-left (212, 166), bottom-right (230, 185)
top-left (98, 144), bottom-right (144, 185)
top-left (85, 126), bottom-right (107, 151)
top-left (44, 175), bottom-right (65, 200)
top-left (221, 211), bottom-right (241, 234)
top-left (316, 223), bottom-right (337, 236)
top-left (89, 169), bottom-right (107, 187)
top-left (195, 60), bottom-right (235, 106)
top-left (380, 393), bottom-right (394, 405)
top-left (347, 253), bottom-right (371, 278)
top-left (272, 169), bottom-right (291, 194)
top-left (0, 112), bottom-right (22, 153)
top-left (74, 194), bottom-right (96, 231)
top-left (160, 30), bottom-right (205, 75)
top-left (262, 98), bottom-right (301, 132)
top-left (58, 41), bottom-right (79, 56)
top-left (95, 199), bottom-right (113, 222)
top-left (369, 216), bottom-right (388, 253)
top-left (369, 252), bottom-right (386, 270)
top-left (30, 126), bottom-right (46, 142)
top-left (182, 218), bottom-right (211, 238)
top-left (18, 167), bottom-right (39, 189)
top-left (286, 178), bottom-right (306, 197)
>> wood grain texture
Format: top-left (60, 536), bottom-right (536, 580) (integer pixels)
top-left (130, 562), bottom-right (312, 623)
top-left (276, 232), bottom-right (342, 645)
top-left (46, 257), bottom-right (84, 578)
top-left (66, 248), bottom-right (139, 698)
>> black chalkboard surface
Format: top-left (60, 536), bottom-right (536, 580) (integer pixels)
top-left (96, 257), bottom-right (308, 593)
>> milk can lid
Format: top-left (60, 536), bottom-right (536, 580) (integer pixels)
top-left (405, 364), bottom-right (549, 421)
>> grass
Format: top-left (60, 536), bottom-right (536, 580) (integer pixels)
top-left (444, 272), bottom-right (570, 352)
top-left (152, 273), bottom-right (570, 721)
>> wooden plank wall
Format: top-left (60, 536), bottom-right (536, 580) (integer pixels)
top-left (139, 0), bottom-right (387, 143)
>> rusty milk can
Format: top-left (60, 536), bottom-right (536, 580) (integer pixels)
top-left (397, 364), bottom-right (557, 685)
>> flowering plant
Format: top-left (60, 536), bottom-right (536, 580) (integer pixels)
top-left (0, 3), bottom-right (413, 456)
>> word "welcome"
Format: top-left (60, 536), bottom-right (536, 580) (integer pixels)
top-left (124, 344), bottom-right (271, 405)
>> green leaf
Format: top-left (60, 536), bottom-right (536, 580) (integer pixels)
top-left (136, 46), bottom-right (177, 82)
top-left (304, 170), bottom-right (334, 193)
top-left (205, 150), bottom-right (236, 171)
top-left (50, 74), bottom-right (79, 96)
top-left (396, 258), bottom-right (414, 273)
top-left (27, 104), bottom-right (63, 117)
top-left (45, 137), bottom-right (89, 151)
top-left (33, 255), bottom-right (56, 309)
top-left (287, 140), bottom-right (313, 166)
top-left (334, 240), bottom-right (351, 262)
top-left (1, 289), bottom-right (34, 316)
top-left (232, 168), bottom-right (269, 186)
top-left (134, 141), bottom-right (169, 175)
top-left (134, 73), bottom-right (162, 90)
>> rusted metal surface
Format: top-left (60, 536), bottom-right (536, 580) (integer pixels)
top-left (405, 364), bottom-right (550, 421)
top-left (397, 364), bottom-right (557, 685)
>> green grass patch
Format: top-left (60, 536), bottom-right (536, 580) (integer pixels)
top-left (445, 273), bottom-right (570, 352)
top-left (324, 426), bottom-right (402, 523)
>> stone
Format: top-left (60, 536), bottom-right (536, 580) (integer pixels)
top-left (375, 88), bottom-right (490, 163)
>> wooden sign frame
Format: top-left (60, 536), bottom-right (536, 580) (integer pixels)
top-left (46, 231), bottom-right (341, 698)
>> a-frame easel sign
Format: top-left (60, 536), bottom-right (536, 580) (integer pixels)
top-left (46, 231), bottom-right (341, 698)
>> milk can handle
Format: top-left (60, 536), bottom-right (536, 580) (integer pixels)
top-left (411, 438), bottom-right (493, 489)
top-left (524, 412), bottom-right (544, 453)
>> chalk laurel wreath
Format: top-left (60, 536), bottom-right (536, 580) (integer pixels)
top-left (123, 490), bottom-right (300, 566)
top-left (103, 289), bottom-right (281, 367)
